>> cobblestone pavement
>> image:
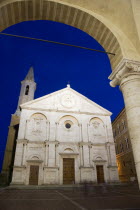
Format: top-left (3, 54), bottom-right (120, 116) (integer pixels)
top-left (0, 184), bottom-right (140, 210)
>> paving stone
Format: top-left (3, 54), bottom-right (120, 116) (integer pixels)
top-left (0, 185), bottom-right (140, 210)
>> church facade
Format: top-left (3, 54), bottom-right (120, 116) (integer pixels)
top-left (10, 69), bottom-right (119, 185)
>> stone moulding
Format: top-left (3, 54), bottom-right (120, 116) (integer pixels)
top-left (109, 59), bottom-right (140, 87)
top-left (43, 166), bottom-right (59, 169)
top-left (59, 152), bottom-right (79, 156)
top-left (26, 160), bottom-right (43, 163)
top-left (16, 139), bottom-right (28, 143)
top-left (14, 165), bottom-right (26, 168)
top-left (93, 160), bottom-right (107, 163)
top-left (21, 107), bottom-right (109, 116)
top-left (79, 166), bottom-right (94, 169)
top-left (78, 142), bottom-right (92, 146)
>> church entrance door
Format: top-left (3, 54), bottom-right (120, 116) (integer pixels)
top-left (96, 165), bottom-right (105, 183)
top-left (63, 158), bottom-right (75, 184)
top-left (29, 165), bottom-right (39, 185)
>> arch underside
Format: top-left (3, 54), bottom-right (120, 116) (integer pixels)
top-left (0, 0), bottom-right (126, 70)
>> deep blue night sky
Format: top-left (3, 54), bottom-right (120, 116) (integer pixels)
top-left (0, 20), bottom-right (124, 170)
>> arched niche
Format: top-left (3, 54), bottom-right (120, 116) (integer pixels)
top-left (59, 145), bottom-right (78, 154)
top-left (25, 113), bottom-right (47, 141)
top-left (58, 115), bottom-right (79, 125)
top-left (64, 148), bottom-right (74, 153)
top-left (95, 157), bottom-right (103, 161)
top-left (31, 156), bottom-right (40, 160)
top-left (89, 117), bottom-right (104, 126)
top-left (57, 115), bottom-right (79, 142)
top-left (89, 117), bottom-right (106, 143)
top-left (27, 154), bottom-right (43, 162)
top-left (0, 0), bottom-right (139, 70)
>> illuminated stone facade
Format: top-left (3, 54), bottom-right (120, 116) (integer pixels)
top-left (112, 108), bottom-right (137, 182)
top-left (11, 85), bottom-right (119, 185)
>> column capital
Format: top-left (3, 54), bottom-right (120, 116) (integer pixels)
top-left (109, 59), bottom-right (140, 87)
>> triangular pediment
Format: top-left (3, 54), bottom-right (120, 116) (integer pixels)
top-left (20, 87), bottom-right (111, 116)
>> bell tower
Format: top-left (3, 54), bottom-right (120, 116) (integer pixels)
top-left (15, 67), bottom-right (36, 116)
top-left (1, 67), bottom-right (36, 185)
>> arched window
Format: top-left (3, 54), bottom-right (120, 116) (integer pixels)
top-left (120, 143), bottom-right (124, 153)
top-left (25, 85), bottom-right (29, 95)
top-left (122, 119), bottom-right (126, 130)
top-left (113, 129), bottom-right (116, 137)
top-left (64, 120), bottom-right (73, 129)
top-left (117, 124), bottom-right (120, 134)
top-left (125, 137), bottom-right (129, 149)
top-left (115, 145), bottom-right (119, 154)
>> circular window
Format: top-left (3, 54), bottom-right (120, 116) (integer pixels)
top-left (65, 123), bottom-right (71, 129)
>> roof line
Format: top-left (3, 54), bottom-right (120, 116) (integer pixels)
top-left (112, 107), bottom-right (125, 123)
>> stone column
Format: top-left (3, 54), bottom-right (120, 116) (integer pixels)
top-left (79, 144), bottom-right (84, 166)
top-left (55, 122), bottom-right (58, 141)
top-left (87, 123), bottom-right (90, 142)
top-left (109, 59), bottom-right (140, 188)
top-left (55, 142), bottom-right (59, 167)
top-left (46, 121), bottom-right (49, 141)
top-left (78, 124), bottom-right (81, 141)
top-left (83, 145), bottom-right (90, 166)
top-left (106, 143), bottom-right (111, 166)
top-left (45, 142), bottom-right (48, 166)
top-left (79, 123), bottom-right (83, 142)
top-left (22, 141), bottom-right (27, 165)
top-left (48, 144), bottom-right (55, 167)
top-left (88, 144), bottom-right (92, 166)
top-left (47, 122), bottom-right (50, 141)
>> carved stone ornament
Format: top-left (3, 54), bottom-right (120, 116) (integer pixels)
top-left (32, 118), bottom-right (43, 135)
top-left (125, 62), bottom-right (140, 72)
top-left (61, 94), bottom-right (75, 108)
top-left (109, 59), bottom-right (140, 87)
top-left (92, 121), bottom-right (100, 129)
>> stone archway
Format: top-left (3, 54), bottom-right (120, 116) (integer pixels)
top-left (0, 0), bottom-right (139, 70)
top-left (1, 0), bottom-right (140, 188)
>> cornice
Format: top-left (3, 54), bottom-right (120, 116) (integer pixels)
top-left (59, 152), bottom-right (79, 156)
top-left (21, 107), bottom-right (109, 116)
top-left (16, 140), bottom-right (115, 147)
top-left (16, 139), bottom-right (28, 144)
top-left (112, 108), bottom-right (125, 125)
top-left (116, 149), bottom-right (132, 158)
top-left (108, 59), bottom-right (140, 87)
top-left (43, 166), bottom-right (59, 169)
top-left (79, 166), bottom-right (94, 169)
top-left (93, 160), bottom-right (107, 162)
top-left (13, 165), bottom-right (26, 169)
top-left (78, 142), bottom-right (92, 147)
top-left (26, 160), bottom-right (43, 163)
